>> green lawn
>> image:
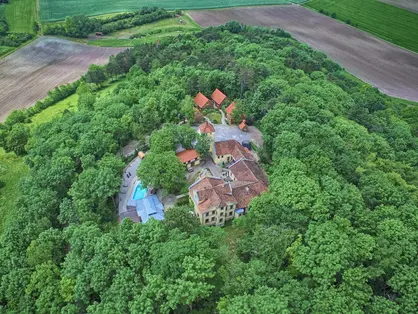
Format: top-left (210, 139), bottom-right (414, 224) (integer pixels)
top-left (28, 80), bottom-right (124, 127)
top-left (304, 0), bottom-right (418, 53)
top-left (28, 93), bottom-right (79, 128)
top-left (3, 0), bottom-right (37, 33)
top-left (87, 15), bottom-right (200, 47)
top-left (0, 149), bottom-right (29, 233)
top-left (40, 0), bottom-right (306, 21)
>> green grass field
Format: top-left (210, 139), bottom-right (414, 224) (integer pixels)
top-left (87, 15), bottom-right (200, 47)
top-left (304, 0), bottom-right (418, 53)
top-left (40, 0), bottom-right (306, 21)
top-left (0, 149), bottom-right (28, 233)
top-left (3, 0), bottom-right (36, 33)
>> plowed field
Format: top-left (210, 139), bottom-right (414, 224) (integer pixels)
top-left (0, 37), bottom-right (124, 121)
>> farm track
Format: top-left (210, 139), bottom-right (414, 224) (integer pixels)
top-left (0, 37), bottom-right (124, 121)
top-left (189, 5), bottom-right (418, 102)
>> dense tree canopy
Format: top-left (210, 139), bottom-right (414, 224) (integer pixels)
top-left (0, 23), bottom-right (417, 312)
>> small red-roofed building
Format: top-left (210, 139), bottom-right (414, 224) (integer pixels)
top-left (211, 89), bottom-right (227, 108)
top-left (194, 92), bottom-right (211, 110)
top-left (225, 102), bottom-right (236, 123)
top-left (176, 149), bottom-right (201, 168)
top-left (239, 120), bottom-right (248, 132)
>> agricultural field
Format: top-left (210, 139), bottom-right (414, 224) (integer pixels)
top-left (2, 0), bottom-right (36, 33)
top-left (189, 5), bottom-right (418, 102)
top-left (39, 0), bottom-right (306, 21)
top-left (0, 36), bottom-right (124, 121)
top-left (304, 0), bottom-right (418, 53)
top-left (380, 0), bottom-right (418, 12)
top-left (87, 15), bottom-right (201, 47)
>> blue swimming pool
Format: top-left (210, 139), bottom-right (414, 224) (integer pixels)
top-left (132, 182), bottom-right (147, 200)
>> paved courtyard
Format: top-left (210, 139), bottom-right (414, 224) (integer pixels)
top-left (213, 124), bottom-right (263, 147)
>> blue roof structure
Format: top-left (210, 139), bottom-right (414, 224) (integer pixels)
top-left (136, 195), bottom-right (164, 223)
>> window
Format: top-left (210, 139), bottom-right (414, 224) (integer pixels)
top-left (229, 212), bottom-right (233, 216)
top-left (205, 218), bottom-right (209, 223)
top-left (220, 212), bottom-right (224, 216)
top-left (212, 210), bottom-right (216, 215)
top-left (205, 212), bottom-right (209, 217)
top-left (211, 217), bottom-right (215, 221)
top-left (219, 218), bottom-right (223, 223)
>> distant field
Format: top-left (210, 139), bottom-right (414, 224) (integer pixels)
top-left (3, 0), bottom-right (36, 33)
top-left (380, 0), bottom-right (418, 13)
top-left (304, 0), bottom-right (418, 53)
top-left (39, 0), bottom-right (306, 21)
top-left (190, 5), bottom-right (418, 102)
top-left (0, 36), bottom-right (123, 121)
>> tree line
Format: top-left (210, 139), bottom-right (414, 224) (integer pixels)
top-left (0, 22), bottom-right (417, 313)
top-left (43, 7), bottom-right (173, 38)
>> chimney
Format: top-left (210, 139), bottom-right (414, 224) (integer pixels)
top-left (228, 182), bottom-right (233, 195)
top-left (245, 186), bottom-right (250, 193)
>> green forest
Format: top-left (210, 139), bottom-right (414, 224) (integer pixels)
top-left (0, 22), bottom-right (417, 313)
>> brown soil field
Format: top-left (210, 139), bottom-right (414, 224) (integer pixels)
top-left (189, 5), bottom-right (418, 102)
top-left (379, 0), bottom-right (418, 13)
top-left (0, 37), bottom-right (124, 121)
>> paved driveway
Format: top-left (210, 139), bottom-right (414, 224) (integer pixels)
top-left (213, 124), bottom-right (263, 147)
top-left (118, 157), bottom-right (141, 216)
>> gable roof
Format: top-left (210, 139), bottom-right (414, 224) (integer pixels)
top-left (189, 159), bottom-right (268, 213)
top-left (239, 120), bottom-right (247, 130)
top-left (176, 149), bottom-right (200, 163)
top-left (198, 121), bottom-right (215, 133)
top-left (194, 92), bottom-right (209, 109)
top-left (226, 102), bottom-right (236, 115)
top-left (211, 89), bottom-right (227, 105)
top-left (214, 140), bottom-right (255, 161)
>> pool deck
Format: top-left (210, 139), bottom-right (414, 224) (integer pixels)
top-left (118, 157), bottom-right (141, 221)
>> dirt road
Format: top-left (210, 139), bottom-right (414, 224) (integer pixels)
top-left (0, 37), bottom-right (124, 121)
top-left (189, 5), bottom-right (418, 102)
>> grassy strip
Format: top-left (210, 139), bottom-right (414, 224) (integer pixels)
top-left (304, 0), bottom-right (418, 53)
top-left (0, 149), bottom-right (29, 234)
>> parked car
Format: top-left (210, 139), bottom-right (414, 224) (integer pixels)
top-left (187, 168), bottom-right (194, 173)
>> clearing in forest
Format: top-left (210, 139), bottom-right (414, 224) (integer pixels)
top-left (0, 36), bottom-right (124, 121)
top-left (304, 0), bottom-right (418, 53)
top-left (39, 0), bottom-right (306, 21)
top-left (189, 5), bottom-right (418, 102)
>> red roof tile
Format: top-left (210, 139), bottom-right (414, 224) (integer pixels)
top-left (194, 92), bottom-right (210, 109)
top-left (198, 121), bottom-right (215, 133)
top-left (211, 89), bottom-right (227, 105)
top-left (176, 149), bottom-right (200, 163)
top-left (189, 159), bottom-right (268, 213)
top-left (215, 140), bottom-right (255, 161)
top-left (239, 120), bottom-right (247, 130)
top-left (226, 102), bottom-right (236, 115)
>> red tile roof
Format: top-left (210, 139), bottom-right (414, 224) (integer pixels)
top-left (194, 92), bottom-right (210, 109)
top-left (215, 140), bottom-right (255, 161)
top-left (176, 149), bottom-right (200, 163)
top-left (198, 121), bottom-right (215, 133)
top-left (189, 159), bottom-right (268, 213)
top-left (239, 120), bottom-right (247, 130)
top-left (226, 102), bottom-right (236, 115)
top-left (211, 89), bottom-right (227, 105)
